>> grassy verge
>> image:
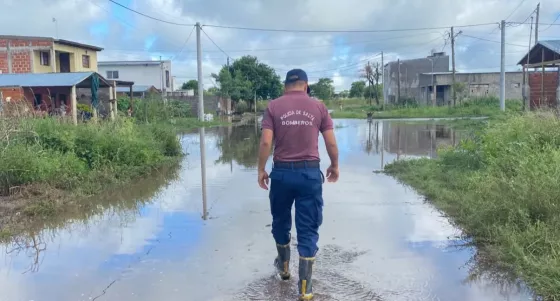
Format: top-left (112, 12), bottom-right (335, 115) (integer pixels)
top-left (384, 112), bottom-right (560, 299)
top-left (329, 97), bottom-right (522, 119)
top-left (0, 96), bottom-right (226, 237)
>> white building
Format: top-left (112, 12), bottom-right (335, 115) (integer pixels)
top-left (97, 60), bottom-right (173, 93)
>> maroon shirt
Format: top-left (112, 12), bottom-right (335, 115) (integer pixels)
top-left (261, 91), bottom-right (334, 162)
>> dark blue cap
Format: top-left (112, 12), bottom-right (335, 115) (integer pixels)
top-left (284, 69), bottom-right (310, 94)
top-left (284, 69), bottom-right (308, 84)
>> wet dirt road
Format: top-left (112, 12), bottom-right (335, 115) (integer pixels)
top-left (0, 119), bottom-right (533, 301)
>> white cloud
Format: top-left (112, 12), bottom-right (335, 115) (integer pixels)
top-left (1, 0), bottom-right (560, 90)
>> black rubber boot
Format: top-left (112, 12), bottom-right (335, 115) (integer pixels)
top-left (298, 257), bottom-right (315, 300)
top-left (274, 242), bottom-right (291, 280)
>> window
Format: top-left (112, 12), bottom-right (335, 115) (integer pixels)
top-left (106, 71), bottom-right (119, 79)
top-left (33, 94), bottom-right (42, 107)
top-left (40, 51), bottom-right (50, 66)
top-left (82, 55), bottom-right (90, 68)
top-left (165, 70), bottom-right (170, 88)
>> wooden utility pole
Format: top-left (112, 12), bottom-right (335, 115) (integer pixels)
top-left (451, 27), bottom-right (456, 106)
top-left (535, 3), bottom-right (540, 45)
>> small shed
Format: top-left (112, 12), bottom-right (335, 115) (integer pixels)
top-left (517, 40), bottom-right (560, 110)
top-left (116, 85), bottom-right (160, 98)
top-left (0, 72), bottom-right (115, 124)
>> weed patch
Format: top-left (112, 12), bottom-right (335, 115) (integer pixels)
top-left (384, 112), bottom-right (560, 299)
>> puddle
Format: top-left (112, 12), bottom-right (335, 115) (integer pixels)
top-left (0, 119), bottom-right (534, 301)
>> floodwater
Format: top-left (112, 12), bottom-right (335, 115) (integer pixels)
top-left (0, 119), bottom-right (534, 301)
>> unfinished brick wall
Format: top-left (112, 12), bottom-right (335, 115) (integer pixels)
top-left (9, 51), bottom-right (31, 73)
top-left (0, 37), bottom-right (52, 74)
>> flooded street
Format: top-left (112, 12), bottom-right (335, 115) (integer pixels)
top-left (0, 119), bottom-right (532, 301)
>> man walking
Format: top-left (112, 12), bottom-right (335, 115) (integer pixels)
top-left (258, 69), bottom-right (339, 300)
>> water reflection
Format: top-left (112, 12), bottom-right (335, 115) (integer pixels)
top-left (214, 121), bottom-right (260, 169)
top-left (361, 120), bottom-right (463, 170)
top-left (0, 119), bottom-right (535, 301)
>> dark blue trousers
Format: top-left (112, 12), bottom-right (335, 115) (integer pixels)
top-left (269, 165), bottom-right (324, 258)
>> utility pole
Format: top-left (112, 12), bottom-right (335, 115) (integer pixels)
top-left (381, 51), bottom-right (385, 108)
top-left (451, 27), bottom-right (456, 107)
top-left (500, 20), bottom-right (506, 111)
top-left (367, 61), bottom-right (372, 106)
top-left (397, 59), bottom-right (401, 105)
top-left (535, 3), bottom-right (540, 45)
top-left (523, 16), bottom-right (534, 111)
top-left (196, 22), bottom-right (204, 121)
top-left (160, 55), bottom-right (165, 99)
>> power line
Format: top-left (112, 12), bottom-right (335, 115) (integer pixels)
top-left (539, 14), bottom-right (560, 32)
top-left (461, 34), bottom-right (527, 47)
top-left (201, 22), bottom-right (498, 33)
top-left (200, 27), bottom-right (231, 58)
top-left (108, 0), bottom-right (195, 26)
top-left (171, 26), bottom-right (196, 61)
top-left (505, 0), bottom-right (527, 20)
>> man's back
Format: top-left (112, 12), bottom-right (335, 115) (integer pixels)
top-left (262, 91), bottom-right (333, 162)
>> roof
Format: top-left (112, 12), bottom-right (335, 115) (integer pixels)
top-left (0, 72), bottom-right (111, 88)
top-left (98, 60), bottom-right (168, 66)
top-left (55, 39), bottom-right (103, 51)
top-left (116, 85), bottom-right (159, 93)
top-left (0, 35), bottom-right (103, 51)
top-left (517, 40), bottom-right (560, 65)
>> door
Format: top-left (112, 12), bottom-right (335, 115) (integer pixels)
top-left (59, 53), bottom-right (70, 73)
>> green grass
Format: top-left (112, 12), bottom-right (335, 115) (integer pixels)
top-left (384, 112), bottom-right (560, 299)
top-left (329, 97), bottom-right (522, 119)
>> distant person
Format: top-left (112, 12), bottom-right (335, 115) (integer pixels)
top-left (258, 69), bottom-right (339, 300)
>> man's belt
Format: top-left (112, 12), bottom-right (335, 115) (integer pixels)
top-left (273, 160), bottom-right (320, 169)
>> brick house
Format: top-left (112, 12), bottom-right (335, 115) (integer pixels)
top-left (0, 35), bottom-right (103, 74)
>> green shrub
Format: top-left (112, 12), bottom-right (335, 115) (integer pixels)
top-left (0, 117), bottom-right (182, 196)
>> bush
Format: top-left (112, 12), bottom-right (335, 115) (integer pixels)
top-left (0, 117), bottom-right (182, 196)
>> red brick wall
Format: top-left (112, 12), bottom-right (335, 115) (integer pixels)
top-left (0, 52), bottom-right (8, 74)
top-left (529, 72), bottom-right (559, 109)
top-left (0, 87), bottom-right (24, 100)
top-left (10, 50), bottom-right (31, 73)
top-left (0, 37), bottom-right (51, 74)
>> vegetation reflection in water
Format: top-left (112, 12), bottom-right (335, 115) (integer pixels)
top-left (1, 163), bottom-right (181, 274)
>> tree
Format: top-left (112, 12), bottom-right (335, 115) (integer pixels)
top-left (212, 56), bottom-right (282, 109)
top-left (349, 81), bottom-right (366, 98)
top-left (309, 78), bottom-right (335, 100)
top-left (363, 62), bottom-right (382, 106)
top-left (181, 80), bottom-right (198, 95)
top-left (338, 90), bottom-right (350, 99)
top-left (204, 87), bottom-right (220, 96)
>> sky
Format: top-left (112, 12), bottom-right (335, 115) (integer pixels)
top-left (1, 0), bottom-right (559, 91)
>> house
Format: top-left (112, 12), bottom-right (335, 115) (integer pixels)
top-left (0, 35), bottom-right (103, 74)
top-left (97, 60), bottom-right (173, 94)
top-left (517, 40), bottom-right (560, 109)
top-left (418, 71), bottom-right (523, 105)
top-left (0, 72), bottom-right (132, 124)
top-left (383, 51), bottom-right (450, 104)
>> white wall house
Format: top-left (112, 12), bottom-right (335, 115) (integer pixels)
top-left (97, 60), bottom-right (173, 93)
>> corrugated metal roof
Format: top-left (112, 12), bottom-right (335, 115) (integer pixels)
top-left (539, 40), bottom-right (560, 53)
top-left (0, 72), bottom-right (106, 87)
top-left (116, 85), bottom-right (157, 93)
